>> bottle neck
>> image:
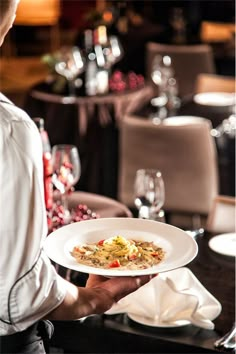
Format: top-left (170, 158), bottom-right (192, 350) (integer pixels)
top-left (84, 29), bottom-right (94, 55)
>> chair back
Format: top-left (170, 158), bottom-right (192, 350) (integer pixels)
top-left (146, 42), bottom-right (216, 97)
top-left (118, 115), bottom-right (219, 218)
top-left (195, 73), bottom-right (236, 94)
top-left (201, 21), bottom-right (236, 43)
top-left (206, 195), bottom-right (236, 234)
top-left (67, 191), bottom-right (133, 218)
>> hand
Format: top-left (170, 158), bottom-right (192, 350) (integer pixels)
top-left (86, 273), bottom-right (157, 304)
top-left (47, 273), bottom-right (157, 321)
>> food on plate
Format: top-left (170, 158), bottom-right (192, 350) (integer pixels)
top-left (71, 235), bottom-right (165, 270)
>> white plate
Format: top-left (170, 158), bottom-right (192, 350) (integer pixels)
top-left (127, 313), bottom-right (189, 328)
top-left (44, 218), bottom-right (198, 277)
top-left (193, 92), bottom-right (235, 107)
top-left (208, 233), bottom-right (236, 257)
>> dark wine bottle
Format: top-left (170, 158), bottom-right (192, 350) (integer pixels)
top-left (84, 29), bottom-right (97, 96)
top-left (94, 25), bottom-right (109, 94)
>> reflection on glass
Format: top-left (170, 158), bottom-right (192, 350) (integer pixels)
top-left (52, 144), bottom-right (81, 223)
top-left (134, 169), bottom-right (165, 222)
top-left (55, 46), bottom-right (85, 96)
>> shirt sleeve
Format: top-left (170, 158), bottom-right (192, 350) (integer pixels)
top-left (0, 104), bottom-right (67, 334)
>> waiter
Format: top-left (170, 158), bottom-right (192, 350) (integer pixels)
top-left (0, 1), bottom-right (155, 353)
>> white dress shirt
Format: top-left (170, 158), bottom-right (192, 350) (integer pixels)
top-left (0, 93), bottom-right (68, 335)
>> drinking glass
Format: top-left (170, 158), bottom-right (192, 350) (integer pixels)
top-left (94, 35), bottom-right (124, 73)
top-left (55, 46), bottom-right (85, 96)
top-left (51, 144), bottom-right (81, 223)
top-left (106, 35), bottom-right (124, 67)
top-left (134, 169), bottom-right (165, 222)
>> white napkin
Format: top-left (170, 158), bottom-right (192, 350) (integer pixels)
top-left (106, 267), bottom-right (221, 329)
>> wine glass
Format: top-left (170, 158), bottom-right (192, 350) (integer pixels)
top-left (106, 35), bottom-right (124, 67)
top-left (51, 144), bottom-right (81, 223)
top-left (134, 169), bottom-right (165, 222)
top-left (55, 46), bottom-right (85, 96)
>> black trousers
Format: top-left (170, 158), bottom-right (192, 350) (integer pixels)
top-left (0, 320), bottom-right (54, 354)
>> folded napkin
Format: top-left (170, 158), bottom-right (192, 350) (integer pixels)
top-left (106, 267), bottom-right (221, 329)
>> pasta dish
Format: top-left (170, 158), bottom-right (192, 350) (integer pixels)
top-left (71, 235), bottom-right (165, 270)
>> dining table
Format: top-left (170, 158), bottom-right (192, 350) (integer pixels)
top-left (24, 82), bottom-right (235, 200)
top-left (24, 81), bottom-right (153, 199)
top-left (49, 230), bottom-right (235, 353)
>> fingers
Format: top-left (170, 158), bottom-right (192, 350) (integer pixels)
top-left (133, 273), bottom-right (158, 289)
top-left (135, 277), bottom-right (141, 288)
top-left (94, 273), bottom-right (157, 303)
top-left (81, 273), bottom-right (159, 317)
top-left (86, 274), bottom-right (109, 288)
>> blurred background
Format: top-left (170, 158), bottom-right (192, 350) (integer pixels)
top-left (1, 0), bottom-right (235, 75)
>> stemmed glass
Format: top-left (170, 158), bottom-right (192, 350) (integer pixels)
top-left (51, 144), bottom-right (81, 223)
top-left (151, 55), bottom-right (180, 120)
top-left (134, 169), bottom-right (165, 221)
top-left (55, 46), bottom-right (85, 96)
top-left (105, 35), bottom-right (124, 68)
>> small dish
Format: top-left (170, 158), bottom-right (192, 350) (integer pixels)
top-left (208, 233), bottom-right (236, 257)
top-left (127, 313), bottom-right (189, 328)
top-left (193, 92), bottom-right (235, 107)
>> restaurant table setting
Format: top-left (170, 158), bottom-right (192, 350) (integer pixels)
top-left (24, 40), bottom-right (153, 199)
top-left (48, 228), bottom-right (235, 353)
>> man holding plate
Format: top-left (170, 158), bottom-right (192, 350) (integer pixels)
top-left (0, 1), bottom-right (155, 353)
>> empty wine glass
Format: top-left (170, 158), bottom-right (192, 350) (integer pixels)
top-left (107, 35), bottom-right (124, 67)
top-left (151, 55), bottom-right (180, 118)
top-left (55, 46), bottom-right (85, 96)
top-left (52, 144), bottom-right (81, 223)
top-left (134, 169), bottom-right (165, 222)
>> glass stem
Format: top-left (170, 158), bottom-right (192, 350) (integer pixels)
top-left (68, 79), bottom-right (76, 96)
top-left (62, 192), bottom-right (71, 223)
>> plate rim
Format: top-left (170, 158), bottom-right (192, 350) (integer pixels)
top-left (44, 217), bottom-right (198, 276)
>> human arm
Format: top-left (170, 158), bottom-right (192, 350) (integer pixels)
top-left (46, 274), bottom-right (155, 320)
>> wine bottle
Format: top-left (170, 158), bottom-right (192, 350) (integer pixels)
top-left (84, 29), bottom-right (97, 96)
top-left (94, 25), bottom-right (109, 94)
top-left (33, 118), bottom-right (53, 224)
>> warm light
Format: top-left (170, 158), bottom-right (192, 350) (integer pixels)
top-left (14, 0), bottom-right (60, 26)
top-left (103, 10), bottom-right (113, 24)
top-left (97, 25), bottom-right (107, 45)
top-left (201, 21), bottom-right (236, 43)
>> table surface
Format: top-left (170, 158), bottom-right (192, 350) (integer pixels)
top-left (50, 232), bottom-right (235, 353)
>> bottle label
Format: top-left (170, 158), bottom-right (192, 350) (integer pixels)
top-left (43, 152), bottom-right (53, 211)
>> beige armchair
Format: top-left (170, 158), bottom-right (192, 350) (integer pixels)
top-left (67, 191), bottom-right (132, 218)
top-left (118, 115), bottom-right (219, 229)
top-left (194, 73), bottom-right (235, 94)
top-left (206, 195), bottom-right (236, 234)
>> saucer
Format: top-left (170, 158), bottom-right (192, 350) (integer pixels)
top-left (208, 233), bottom-right (236, 257)
top-left (193, 92), bottom-right (235, 107)
top-left (127, 313), bottom-right (189, 328)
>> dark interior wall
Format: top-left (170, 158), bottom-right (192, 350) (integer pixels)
top-left (59, 0), bottom-right (235, 29)
top-left (60, 0), bottom-right (96, 29)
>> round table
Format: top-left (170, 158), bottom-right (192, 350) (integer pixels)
top-left (25, 83), bottom-right (153, 198)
